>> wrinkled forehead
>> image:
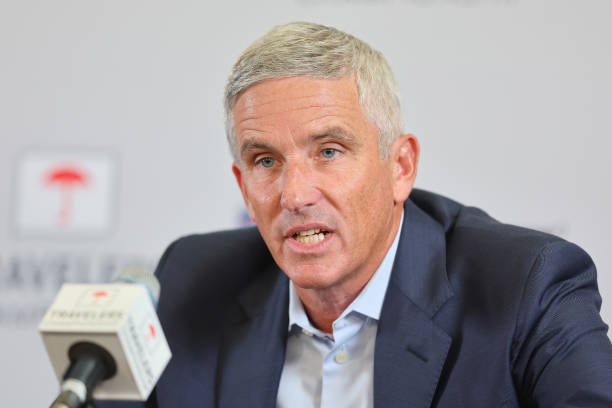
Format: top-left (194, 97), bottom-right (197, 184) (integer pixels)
top-left (234, 77), bottom-right (365, 132)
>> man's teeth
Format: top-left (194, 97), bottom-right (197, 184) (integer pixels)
top-left (298, 228), bottom-right (320, 236)
top-left (294, 228), bottom-right (326, 244)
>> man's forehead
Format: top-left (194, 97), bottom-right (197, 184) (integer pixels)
top-left (232, 76), bottom-right (361, 118)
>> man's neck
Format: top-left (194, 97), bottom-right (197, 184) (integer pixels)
top-left (294, 206), bottom-right (404, 333)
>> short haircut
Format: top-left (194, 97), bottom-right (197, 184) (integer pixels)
top-left (224, 22), bottom-right (404, 162)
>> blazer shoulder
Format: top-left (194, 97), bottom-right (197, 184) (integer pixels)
top-left (157, 227), bottom-right (270, 278)
top-left (448, 206), bottom-right (597, 315)
top-left (154, 227), bottom-right (275, 322)
top-left (414, 189), bottom-right (586, 303)
top-left (451, 203), bottom-right (566, 267)
top-left (411, 188), bottom-right (564, 258)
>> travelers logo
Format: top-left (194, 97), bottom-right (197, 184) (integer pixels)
top-left (146, 323), bottom-right (157, 341)
top-left (142, 318), bottom-right (162, 353)
top-left (77, 288), bottom-right (118, 307)
top-left (14, 150), bottom-right (116, 236)
top-left (91, 290), bottom-right (109, 304)
top-left (44, 165), bottom-right (90, 227)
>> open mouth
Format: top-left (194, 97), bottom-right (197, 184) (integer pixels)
top-left (292, 228), bottom-right (330, 244)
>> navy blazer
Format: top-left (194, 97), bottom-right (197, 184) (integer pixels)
top-left (99, 189), bottom-right (612, 407)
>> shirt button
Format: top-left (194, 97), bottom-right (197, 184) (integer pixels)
top-left (301, 328), bottom-right (313, 337)
top-left (335, 350), bottom-right (348, 364)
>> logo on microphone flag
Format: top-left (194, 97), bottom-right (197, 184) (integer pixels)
top-left (142, 319), bottom-right (163, 354)
top-left (147, 323), bottom-right (156, 340)
top-left (77, 288), bottom-right (119, 307)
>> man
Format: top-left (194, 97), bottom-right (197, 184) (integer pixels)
top-left (102, 22), bottom-right (612, 407)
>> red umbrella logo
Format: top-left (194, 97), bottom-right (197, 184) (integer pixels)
top-left (144, 323), bottom-right (158, 344)
top-left (148, 324), bottom-right (157, 339)
top-left (91, 290), bottom-right (108, 305)
top-left (44, 164), bottom-right (90, 227)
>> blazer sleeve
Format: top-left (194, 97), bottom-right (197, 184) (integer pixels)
top-left (511, 240), bottom-right (612, 406)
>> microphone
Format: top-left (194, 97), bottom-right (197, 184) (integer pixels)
top-left (39, 268), bottom-right (172, 408)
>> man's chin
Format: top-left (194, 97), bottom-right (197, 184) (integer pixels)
top-left (283, 265), bottom-right (345, 291)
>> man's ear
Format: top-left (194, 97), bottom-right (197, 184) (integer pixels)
top-left (389, 134), bottom-right (420, 204)
top-left (232, 162), bottom-right (257, 223)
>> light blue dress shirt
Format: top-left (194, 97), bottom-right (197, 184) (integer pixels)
top-left (276, 212), bottom-right (403, 408)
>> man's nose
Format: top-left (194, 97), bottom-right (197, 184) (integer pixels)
top-left (279, 162), bottom-right (321, 212)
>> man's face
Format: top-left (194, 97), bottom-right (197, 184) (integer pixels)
top-left (232, 76), bottom-right (414, 292)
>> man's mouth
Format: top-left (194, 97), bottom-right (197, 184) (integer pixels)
top-left (292, 228), bottom-right (330, 244)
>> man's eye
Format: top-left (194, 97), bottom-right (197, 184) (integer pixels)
top-left (257, 157), bottom-right (275, 168)
top-left (321, 148), bottom-right (339, 159)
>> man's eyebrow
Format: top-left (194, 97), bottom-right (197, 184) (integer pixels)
top-left (240, 140), bottom-right (276, 160)
top-left (311, 127), bottom-right (361, 146)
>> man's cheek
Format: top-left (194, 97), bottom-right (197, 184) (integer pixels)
top-left (242, 189), bottom-right (262, 223)
top-left (243, 201), bottom-right (257, 224)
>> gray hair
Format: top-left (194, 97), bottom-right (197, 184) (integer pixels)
top-left (224, 22), bottom-right (404, 162)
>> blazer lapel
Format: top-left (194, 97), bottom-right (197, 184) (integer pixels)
top-left (216, 266), bottom-right (289, 408)
top-left (374, 199), bottom-right (454, 408)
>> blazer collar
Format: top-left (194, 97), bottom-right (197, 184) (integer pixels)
top-left (392, 197), bottom-right (454, 318)
top-left (237, 262), bottom-right (289, 320)
top-left (216, 264), bottom-right (289, 408)
top-left (373, 198), bottom-right (454, 408)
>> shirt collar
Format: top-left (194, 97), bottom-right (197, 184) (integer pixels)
top-left (287, 210), bottom-right (404, 332)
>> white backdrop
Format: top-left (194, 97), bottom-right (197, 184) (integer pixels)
top-left (1, 0), bottom-right (611, 406)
